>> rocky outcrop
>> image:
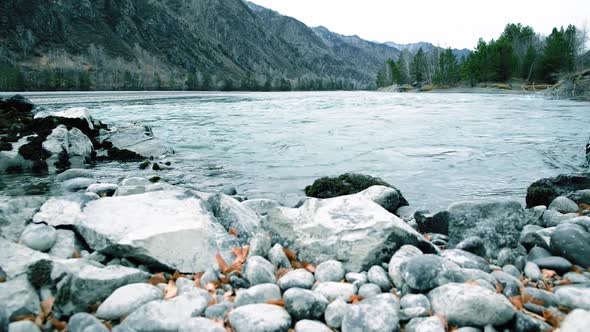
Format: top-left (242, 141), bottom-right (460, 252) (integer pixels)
top-left (263, 187), bottom-right (436, 272)
top-left (526, 173), bottom-right (590, 208)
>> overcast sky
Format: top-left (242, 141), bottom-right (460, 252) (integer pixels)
top-left (248, 0), bottom-right (590, 50)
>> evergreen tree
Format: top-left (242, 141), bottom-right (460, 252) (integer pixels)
top-left (410, 48), bottom-right (428, 83)
top-left (540, 26), bottom-right (576, 83)
top-left (434, 48), bottom-right (460, 85)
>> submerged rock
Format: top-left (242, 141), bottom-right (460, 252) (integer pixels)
top-left (76, 190), bottom-right (239, 272)
top-left (263, 192), bottom-right (436, 272)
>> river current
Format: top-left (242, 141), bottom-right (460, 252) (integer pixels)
top-left (2, 91), bottom-right (589, 210)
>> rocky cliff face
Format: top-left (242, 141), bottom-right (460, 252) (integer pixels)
top-left (0, 0), bottom-right (400, 90)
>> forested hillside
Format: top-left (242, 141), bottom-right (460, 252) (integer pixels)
top-left (0, 0), bottom-right (400, 91)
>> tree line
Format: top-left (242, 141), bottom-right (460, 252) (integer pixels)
top-left (376, 23), bottom-right (588, 88)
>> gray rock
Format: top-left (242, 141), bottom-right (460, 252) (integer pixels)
top-left (268, 244), bottom-right (292, 268)
top-left (414, 210), bottom-right (450, 235)
top-left (68, 312), bottom-right (109, 332)
top-left (242, 199), bottom-right (281, 216)
top-left (8, 321), bottom-right (42, 332)
top-left (0, 196), bottom-right (46, 242)
top-left (496, 248), bottom-right (516, 266)
top-left (294, 320), bottom-right (331, 332)
top-left (205, 301), bottom-right (234, 320)
top-left (116, 292), bottom-right (211, 332)
top-left (502, 265), bottom-right (521, 278)
top-left (345, 272), bottom-right (367, 284)
top-left (0, 306), bottom-right (7, 332)
top-left (315, 260), bottom-right (345, 282)
top-left (176, 277), bottom-right (198, 295)
top-left (455, 236), bottom-right (486, 257)
top-left (548, 196), bottom-right (579, 214)
top-left (514, 312), bottom-right (552, 332)
top-left (263, 193), bottom-right (436, 273)
top-left (248, 233), bottom-right (272, 258)
top-left (528, 246), bottom-right (553, 261)
top-left (200, 268), bottom-right (219, 287)
top-left (277, 269), bottom-right (314, 291)
top-left (443, 268), bottom-right (496, 288)
top-left (313, 282), bottom-right (356, 302)
top-left (324, 299), bottom-right (348, 329)
top-left (367, 265), bottom-right (392, 291)
top-left (358, 283), bottom-right (382, 297)
top-left (388, 245), bottom-right (423, 289)
top-left (20, 223), bottom-right (57, 252)
top-left (48, 229), bottom-right (77, 259)
top-left (428, 283), bottom-right (515, 326)
top-left (42, 126), bottom-right (94, 173)
top-left (96, 283), bottom-right (164, 320)
top-left (399, 307), bottom-right (430, 321)
top-left (0, 275), bottom-right (40, 321)
top-left (523, 287), bottom-right (558, 307)
top-left (76, 190), bottom-right (240, 273)
top-left (0, 238), bottom-right (49, 279)
top-left (341, 294), bottom-right (400, 332)
top-left (42, 259), bottom-right (150, 316)
top-left (178, 318), bottom-right (226, 332)
top-left (559, 309), bottom-right (590, 332)
top-left (222, 185), bottom-right (238, 196)
top-left (228, 304), bottom-right (291, 332)
top-left (400, 254), bottom-right (453, 291)
top-left (400, 294), bottom-right (431, 310)
top-left (206, 193), bottom-right (260, 243)
top-left (568, 190), bottom-right (590, 204)
top-left (550, 224), bottom-right (590, 268)
top-left (563, 272), bottom-right (590, 284)
top-left (283, 287), bottom-right (329, 320)
top-left (56, 168), bottom-right (94, 182)
top-left (440, 249), bottom-right (490, 271)
top-left (448, 200), bottom-right (531, 257)
top-left (100, 122), bottom-right (173, 159)
top-left (406, 316), bottom-right (445, 332)
top-left (542, 209), bottom-right (577, 227)
top-left (235, 283), bottom-right (281, 307)
top-left (454, 328), bottom-right (482, 332)
top-left (357, 185), bottom-right (407, 214)
top-left (491, 270), bottom-right (523, 297)
top-left (32, 196), bottom-right (85, 227)
top-left (532, 256), bottom-right (573, 274)
top-left (62, 177), bottom-right (95, 192)
top-left (87, 183), bottom-right (118, 197)
top-left (555, 285), bottom-right (590, 310)
top-left (243, 256), bottom-right (276, 286)
top-left (524, 262), bottom-right (542, 281)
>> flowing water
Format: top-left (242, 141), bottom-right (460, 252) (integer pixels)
top-left (2, 91), bottom-right (589, 210)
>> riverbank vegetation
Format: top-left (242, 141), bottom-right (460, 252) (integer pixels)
top-left (376, 23), bottom-right (589, 89)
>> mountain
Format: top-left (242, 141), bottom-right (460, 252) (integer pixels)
top-left (0, 0), bottom-right (400, 91)
top-left (384, 41), bottom-right (471, 60)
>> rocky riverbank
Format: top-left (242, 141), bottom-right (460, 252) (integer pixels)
top-left (1, 96), bottom-right (590, 332)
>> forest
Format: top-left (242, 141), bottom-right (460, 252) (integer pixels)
top-left (376, 23), bottom-right (589, 89)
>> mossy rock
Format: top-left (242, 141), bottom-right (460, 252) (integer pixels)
top-left (526, 173), bottom-right (590, 208)
top-left (305, 173), bottom-right (409, 208)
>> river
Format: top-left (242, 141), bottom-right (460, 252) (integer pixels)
top-left (2, 91), bottom-right (589, 210)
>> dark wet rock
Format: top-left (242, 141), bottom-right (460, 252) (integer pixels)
top-left (528, 246), bottom-right (553, 261)
top-left (304, 173), bottom-right (408, 210)
top-left (502, 265), bottom-right (521, 278)
top-left (68, 312), bottom-right (109, 332)
top-left (532, 256), bottom-right (573, 274)
top-left (550, 224), bottom-right (590, 268)
top-left (228, 304), bottom-right (291, 332)
top-left (455, 236), bottom-right (486, 257)
top-left (222, 185), bottom-right (238, 196)
top-left (491, 270), bottom-right (523, 297)
top-left (428, 283), bottom-right (515, 327)
top-left (414, 210), bottom-right (450, 235)
top-left (514, 311), bottom-right (552, 332)
top-left (526, 173), bottom-right (590, 208)
top-left (315, 260), bottom-right (345, 282)
top-left (235, 283), bottom-right (281, 307)
top-left (243, 256), bottom-right (276, 286)
top-left (278, 269), bottom-right (315, 291)
top-left (341, 293), bottom-right (400, 332)
top-left (448, 200), bottom-right (532, 257)
top-left (496, 248), bottom-right (516, 267)
top-left (440, 249), bottom-right (490, 271)
top-left (524, 262), bottom-right (542, 281)
top-left (389, 245), bottom-right (423, 289)
top-left (523, 287), bottom-right (558, 308)
top-left (0, 275), bottom-right (40, 321)
top-left (519, 231), bottom-right (550, 252)
top-left (283, 288), bottom-right (329, 320)
top-left (138, 160), bottom-right (150, 169)
top-left (324, 299), bottom-right (348, 329)
top-left (400, 254), bottom-right (453, 291)
top-left (549, 196), bottom-right (580, 214)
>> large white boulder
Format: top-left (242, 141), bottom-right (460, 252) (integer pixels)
top-left (42, 125), bottom-right (94, 172)
top-left (100, 123), bottom-right (173, 158)
top-left (0, 238), bottom-right (50, 279)
top-left (34, 107), bottom-right (95, 130)
top-left (263, 192), bottom-right (437, 272)
top-left (76, 190), bottom-right (239, 273)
